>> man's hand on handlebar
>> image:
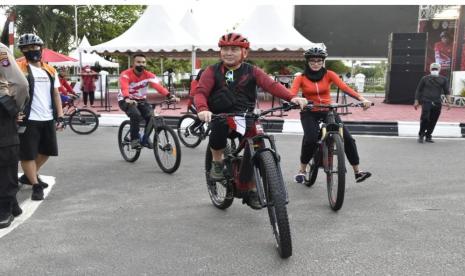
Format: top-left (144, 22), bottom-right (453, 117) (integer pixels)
top-left (290, 97), bottom-right (308, 110)
top-left (198, 110), bottom-right (212, 122)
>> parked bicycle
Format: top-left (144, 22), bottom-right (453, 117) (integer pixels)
top-left (204, 103), bottom-right (300, 259)
top-left (303, 102), bottom-right (373, 211)
top-left (62, 96), bottom-right (99, 135)
top-left (117, 99), bottom-right (181, 174)
top-left (177, 112), bottom-right (210, 148)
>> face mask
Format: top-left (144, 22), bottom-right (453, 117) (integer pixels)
top-left (24, 50), bottom-right (42, 62)
top-left (431, 70), bottom-right (439, 76)
top-left (134, 65), bottom-right (145, 73)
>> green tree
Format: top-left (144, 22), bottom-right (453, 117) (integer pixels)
top-left (76, 5), bottom-right (144, 47)
top-left (4, 5), bottom-right (144, 54)
top-left (9, 6), bottom-right (75, 53)
top-left (325, 60), bottom-right (349, 74)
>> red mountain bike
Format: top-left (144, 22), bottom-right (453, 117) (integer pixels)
top-left (204, 103), bottom-right (300, 259)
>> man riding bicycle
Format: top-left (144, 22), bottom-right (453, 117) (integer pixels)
top-left (290, 43), bottom-right (372, 184)
top-left (194, 32), bottom-right (307, 207)
top-left (118, 54), bottom-right (178, 149)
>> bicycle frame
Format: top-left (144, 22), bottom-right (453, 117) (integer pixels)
top-left (217, 114), bottom-right (288, 209)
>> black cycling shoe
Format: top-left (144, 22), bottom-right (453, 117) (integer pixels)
top-left (425, 137), bottom-right (434, 143)
top-left (246, 191), bottom-right (262, 210)
top-left (31, 184), bottom-right (44, 201)
top-left (18, 174), bottom-right (49, 188)
top-left (355, 171), bottom-right (372, 183)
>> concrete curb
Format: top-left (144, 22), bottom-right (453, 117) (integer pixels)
top-left (98, 114), bottom-right (465, 138)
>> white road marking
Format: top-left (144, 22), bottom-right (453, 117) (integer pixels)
top-left (0, 175), bottom-right (55, 239)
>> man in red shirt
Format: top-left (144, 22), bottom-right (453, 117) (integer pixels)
top-left (194, 32), bottom-right (307, 208)
top-left (434, 31), bottom-right (452, 78)
top-left (118, 54), bottom-right (178, 149)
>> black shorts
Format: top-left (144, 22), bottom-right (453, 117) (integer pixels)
top-left (19, 120), bottom-right (58, 160)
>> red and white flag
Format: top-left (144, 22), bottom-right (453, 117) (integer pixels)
top-left (227, 116), bottom-right (246, 135)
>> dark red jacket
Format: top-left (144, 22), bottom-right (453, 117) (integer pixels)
top-left (194, 63), bottom-right (294, 112)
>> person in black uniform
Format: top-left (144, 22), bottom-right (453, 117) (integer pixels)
top-left (414, 62), bottom-right (451, 143)
top-left (0, 42), bottom-right (29, 228)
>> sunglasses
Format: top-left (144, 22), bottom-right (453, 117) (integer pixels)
top-left (308, 59), bottom-right (324, 64)
top-left (431, 68), bottom-right (439, 71)
top-left (225, 70), bottom-right (234, 84)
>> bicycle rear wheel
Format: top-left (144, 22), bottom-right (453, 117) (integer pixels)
top-left (323, 134), bottom-right (346, 211)
top-left (258, 151), bottom-right (292, 259)
top-left (118, 120), bottom-right (141, 162)
top-left (177, 114), bottom-right (202, 148)
top-left (153, 125), bottom-right (181, 173)
top-left (69, 109), bottom-right (99, 134)
top-left (205, 143), bottom-right (234, 209)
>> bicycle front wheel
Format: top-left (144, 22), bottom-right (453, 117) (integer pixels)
top-left (323, 134), bottom-right (346, 211)
top-left (177, 114), bottom-right (202, 148)
top-left (153, 125), bottom-right (181, 173)
top-left (69, 109), bottom-right (99, 134)
top-left (258, 151), bottom-right (292, 259)
top-left (117, 120), bottom-right (141, 162)
top-left (204, 142), bottom-right (234, 209)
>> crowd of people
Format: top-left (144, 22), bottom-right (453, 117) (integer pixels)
top-left (1, 31), bottom-right (452, 229)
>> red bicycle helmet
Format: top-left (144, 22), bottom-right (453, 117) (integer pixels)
top-left (218, 33), bottom-right (250, 49)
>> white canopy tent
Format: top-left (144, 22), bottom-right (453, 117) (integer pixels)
top-left (85, 5), bottom-right (314, 74)
top-left (85, 6), bottom-right (196, 53)
top-left (235, 5), bottom-right (313, 51)
top-left (52, 36), bottom-right (119, 68)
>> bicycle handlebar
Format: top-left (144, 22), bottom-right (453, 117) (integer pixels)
top-left (204, 101), bottom-right (374, 121)
top-left (210, 102), bottom-right (312, 120)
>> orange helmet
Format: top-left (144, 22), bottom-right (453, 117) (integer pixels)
top-left (218, 33), bottom-right (250, 49)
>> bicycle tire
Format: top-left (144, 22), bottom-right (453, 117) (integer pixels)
top-left (177, 114), bottom-right (202, 148)
top-left (205, 143), bottom-right (234, 209)
top-left (258, 151), bottom-right (292, 259)
top-left (68, 108), bottom-right (99, 134)
top-left (323, 134), bottom-right (346, 211)
top-left (153, 125), bottom-right (181, 173)
top-left (118, 120), bottom-right (141, 162)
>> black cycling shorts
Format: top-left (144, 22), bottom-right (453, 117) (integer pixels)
top-left (19, 120), bottom-right (58, 160)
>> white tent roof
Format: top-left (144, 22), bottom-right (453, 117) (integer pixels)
top-left (235, 5), bottom-right (313, 51)
top-left (179, 9), bottom-right (226, 51)
top-left (51, 36), bottom-right (120, 68)
top-left (85, 6), bottom-right (196, 53)
top-left (74, 36), bottom-right (119, 68)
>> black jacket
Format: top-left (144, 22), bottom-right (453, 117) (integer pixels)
top-left (0, 97), bottom-right (19, 148)
top-left (415, 75), bottom-right (449, 104)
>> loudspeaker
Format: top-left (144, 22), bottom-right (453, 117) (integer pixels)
top-left (384, 71), bottom-right (425, 104)
top-left (388, 32), bottom-right (427, 73)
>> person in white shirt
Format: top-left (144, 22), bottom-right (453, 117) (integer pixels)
top-left (16, 33), bottom-right (64, 201)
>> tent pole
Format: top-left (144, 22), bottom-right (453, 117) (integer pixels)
top-left (191, 46), bottom-right (196, 75)
top-left (161, 57), bottom-right (164, 75)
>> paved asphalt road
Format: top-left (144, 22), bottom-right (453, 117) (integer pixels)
top-left (1, 127), bottom-right (465, 275)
